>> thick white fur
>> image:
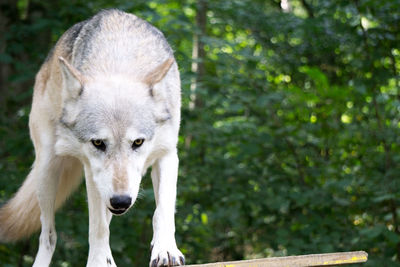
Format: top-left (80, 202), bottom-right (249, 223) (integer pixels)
top-left (0, 10), bottom-right (184, 267)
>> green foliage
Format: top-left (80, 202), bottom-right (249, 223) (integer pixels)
top-left (1, 0), bottom-right (400, 266)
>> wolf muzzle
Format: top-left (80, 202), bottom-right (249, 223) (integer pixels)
top-left (109, 194), bottom-right (132, 215)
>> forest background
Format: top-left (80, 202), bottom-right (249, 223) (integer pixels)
top-left (0, 0), bottom-right (399, 266)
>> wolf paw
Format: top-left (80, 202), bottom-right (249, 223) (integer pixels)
top-left (150, 246), bottom-right (185, 267)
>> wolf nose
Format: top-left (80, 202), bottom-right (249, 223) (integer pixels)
top-left (110, 195), bottom-right (132, 210)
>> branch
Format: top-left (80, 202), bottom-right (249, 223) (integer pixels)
top-left (184, 251), bottom-right (368, 266)
top-left (300, 0), bottom-right (314, 18)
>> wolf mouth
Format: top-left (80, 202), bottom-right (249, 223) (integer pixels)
top-left (108, 208), bottom-right (127, 215)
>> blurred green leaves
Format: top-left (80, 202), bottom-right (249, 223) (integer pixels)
top-left (0, 0), bottom-right (400, 266)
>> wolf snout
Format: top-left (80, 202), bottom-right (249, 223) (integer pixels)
top-left (109, 195), bottom-right (132, 215)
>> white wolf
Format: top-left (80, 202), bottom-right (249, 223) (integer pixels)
top-left (0, 9), bottom-right (184, 267)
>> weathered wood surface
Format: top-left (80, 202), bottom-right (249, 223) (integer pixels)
top-left (184, 251), bottom-right (368, 267)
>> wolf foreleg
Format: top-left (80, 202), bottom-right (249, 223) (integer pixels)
top-left (150, 151), bottom-right (184, 267)
top-left (85, 167), bottom-right (116, 267)
top-left (32, 153), bottom-right (63, 267)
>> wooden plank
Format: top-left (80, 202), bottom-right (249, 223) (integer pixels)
top-left (184, 251), bottom-right (368, 267)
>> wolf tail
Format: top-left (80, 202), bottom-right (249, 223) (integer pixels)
top-left (0, 157), bottom-right (82, 242)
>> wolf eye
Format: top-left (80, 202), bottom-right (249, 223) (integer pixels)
top-left (91, 139), bottom-right (106, 151)
top-left (132, 138), bottom-right (144, 149)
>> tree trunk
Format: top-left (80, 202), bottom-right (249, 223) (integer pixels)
top-left (186, 0), bottom-right (208, 149)
top-left (189, 0), bottom-right (207, 110)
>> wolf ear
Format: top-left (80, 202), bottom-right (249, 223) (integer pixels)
top-left (59, 57), bottom-right (84, 99)
top-left (143, 58), bottom-right (174, 87)
top-left (144, 58), bottom-right (175, 123)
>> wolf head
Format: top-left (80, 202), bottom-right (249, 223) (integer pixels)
top-left (55, 57), bottom-right (175, 215)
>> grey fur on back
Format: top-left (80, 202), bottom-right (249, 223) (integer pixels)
top-left (61, 9), bottom-right (173, 79)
